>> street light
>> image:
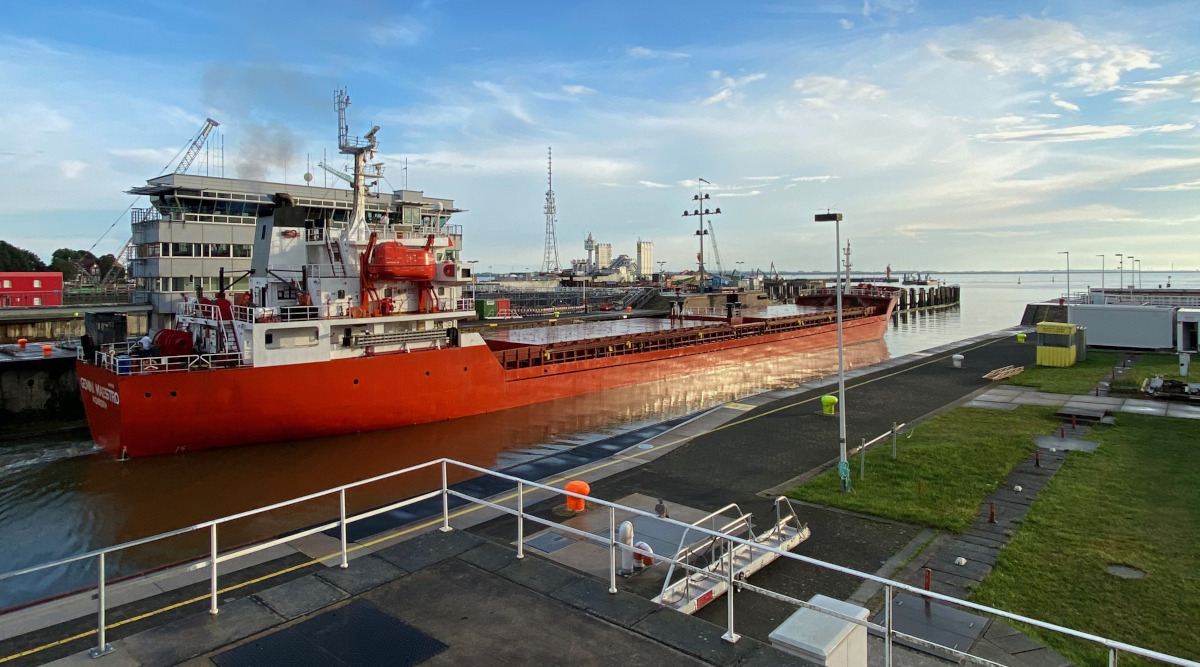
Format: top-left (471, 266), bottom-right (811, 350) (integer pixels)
top-left (1127, 256), bottom-right (1135, 296)
top-left (1134, 259), bottom-right (1142, 289)
top-left (1096, 254), bottom-right (1105, 302)
top-left (815, 211), bottom-right (849, 493)
top-left (682, 178), bottom-right (720, 292)
top-left (1115, 254), bottom-right (1123, 297)
top-left (1058, 251), bottom-right (1070, 302)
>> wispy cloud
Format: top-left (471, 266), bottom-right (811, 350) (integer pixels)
top-left (839, 18), bottom-right (854, 30)
top-left (627, 46), bottom-right (689, 59)
top-left (562, 85), bottom-right (595, 96)
top-left (703, 71), bottom-right (767, 106)
top-left (637, 180), bottom-right (670, 188)
top-left (473, 81), bottom-right (535, 125)
top-left (1118, 72), bottom-right (1200, 103)
top-left (1050, 93), bottom-right (1080, 112)
top-left (928, 16), bottom-right (1159, 93)
top-left (368, 16), bottom-right (424, 46)
top-left (1129, 179), bottom-right (1200, 192)
top-left (792, 175), bottom-right (839, 182)
top-left (61, 160), bottom-right (86, 179)
top-left (973, 123), bottom-right (1192, 143)
top-left (793, 76), bottom-right (884, 109)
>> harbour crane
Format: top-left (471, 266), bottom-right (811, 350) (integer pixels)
top-left (174, 118), bottom-right (220, 174)
top-left (707, 220), bottom-right (725, 277)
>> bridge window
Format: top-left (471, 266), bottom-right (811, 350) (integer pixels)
top-left (33, 279), bottom-right (42, 288)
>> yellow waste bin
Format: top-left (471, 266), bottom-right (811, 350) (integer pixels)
top-left (1017, 333), bottom-right (1026, 343)
top-left (821, 395), bottom-right (838, 416)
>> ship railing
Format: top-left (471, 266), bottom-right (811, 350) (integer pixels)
top-left (305, 227), bottom-right (326, 242)
top-left (680, 307), bottom-right (727, 318)
top-left (304, 264), bottom-right (348, 279)
top-left (2, 458), bottom-right (1195, 667)
top-left (91, 349), bottom-right (246, 375)
top-left (178, 301), bottom-right (227, 321)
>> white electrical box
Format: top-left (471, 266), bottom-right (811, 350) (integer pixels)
top-left (769, 594), bottom-right (869, 667)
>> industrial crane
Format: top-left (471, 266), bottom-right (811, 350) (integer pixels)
top-left (707, 220), bottom-right (725, 277)
top-left (175, 119), bottom-right (220, 174)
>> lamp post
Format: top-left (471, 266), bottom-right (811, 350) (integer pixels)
top-left (1058, 251), bottom-right (1070, 302)
top-left (682, 179), bottom-right (720, 293)
top-left (466, 260), bottom-right (479, 300)
top-left (1135, 259), bottom-right (1142, 289)
top-left (1096, 255), bottom-right (1105, 302)
top-left (815, 211), bottom-right (849, 492)
top-left (1127, 256), bottom-right (1135, 296)
top-left (1115, 254), bottom-right (1123, 297)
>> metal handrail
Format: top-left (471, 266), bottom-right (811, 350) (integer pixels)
top-left (1, 457), bottom-right (1195, 667)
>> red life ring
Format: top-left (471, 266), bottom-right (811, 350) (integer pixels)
top-left (282, 229), bottom-right (300, 239)
top-left (443, 264), bottom-right (455, 277)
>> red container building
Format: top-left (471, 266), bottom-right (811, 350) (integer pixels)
top-left (0, 272), bottom-right (64, 307)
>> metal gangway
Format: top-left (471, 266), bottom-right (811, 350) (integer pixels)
top-left (655, 498), bottom-right (810, 615)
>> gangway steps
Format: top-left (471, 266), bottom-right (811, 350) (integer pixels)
top-left (653, 517), bottom-right (810, 615)
top-left (220, 321), bottom-right (240, 354)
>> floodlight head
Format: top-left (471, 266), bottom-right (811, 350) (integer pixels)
top-left (814, 213), bottom-right (843, 222)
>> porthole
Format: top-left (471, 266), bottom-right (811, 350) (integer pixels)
top-left (170, 391), bottom-right (177, 397)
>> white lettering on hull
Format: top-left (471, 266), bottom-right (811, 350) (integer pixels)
top-left (79, 377), bottom-right (120, 408)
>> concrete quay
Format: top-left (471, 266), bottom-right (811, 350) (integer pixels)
top-left (0, 328), bottom-right (1107, 667)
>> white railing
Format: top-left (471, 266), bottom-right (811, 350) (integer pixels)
top-left (1, 457), bottom-right (1195, 666)
top-left (305, 227), bottom-right (326, 242)
top-left (178, 301), bottom-right (226, 321)
top-left (681, 307), bottom-right (728, 318)
top-left (92, 349), bottom-right (246, 375)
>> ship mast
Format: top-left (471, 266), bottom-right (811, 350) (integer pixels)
top-left (336, 89), bottom-right (382, 243)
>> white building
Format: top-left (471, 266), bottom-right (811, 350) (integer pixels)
top-left (596, 243), bottom-right (612, 271)
top-left (636, 240), bottom-right (653, 278)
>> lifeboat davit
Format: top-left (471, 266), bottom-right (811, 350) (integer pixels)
top-left (368, 242), bottom-right (436, 281)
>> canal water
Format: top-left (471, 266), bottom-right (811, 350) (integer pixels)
top-left (0, 271), bottom-right (1191, 609)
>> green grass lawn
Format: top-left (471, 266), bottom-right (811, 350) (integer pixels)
top-left (972, 415), bottom-right (1200, 664)
top-left (787, 406), bottom-right (1059, 532)
top-left (1006, 350), bottom-right (1123, 394)
top-left (1110, 352), bottom-right (1190, 394)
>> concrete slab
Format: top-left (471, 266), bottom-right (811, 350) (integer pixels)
top-left (634, 608), bottom-right (763, 667)
top-left (313, 555), bottom-right (407, 595)
top-left (1063, 395), bottom-right (1124, 406)
top-left (122, 597), bottom-right (283, 667)
top-left (366, 557), bottom-right (709, 666)
top-left (253, 574), bottom-right (347, 619)
top-left (44, 645), bottom-right (142, 667)
top-left (457, 542), bottom-right (522, 573)
top-left (1033, 435), bottom-right (1098, 453)
top-left (1119, 403), bottom-right (1168, 417)
top-left (372, 528), bottom-right (484, 572)
top-left (1013, 395), bottom-right (1069, 406)
top-left (1165, 403), bottom-right (1200, 419)
top-left (550, 577), bottom-right (659, 628)
top-left (964, 400), bottom-right (1020, 411)
top-left (494, 555), bottom-right (584, 596)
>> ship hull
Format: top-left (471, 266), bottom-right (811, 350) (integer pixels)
top-left (78, 306), bottom-right (893, 458)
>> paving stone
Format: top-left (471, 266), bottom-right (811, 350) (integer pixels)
top-left (994, 630), bottom-right (1050, 654)
top-left (253, 574), bottom-right (348, 619)
top-left (983, 619), bottom-right (1021, 640)
top-left (456, 541), bottom-right (521, 572)
top-left (1033, 435), bottom-right (1098, 452)
top-left (1165, 403), bottom-right (1200, 419)
top-left (960, 531), bottom-right (1006, 549)
top-left (943, 542), bottom-right (998, 565)
top-left (123, 597), bottom-right (283, 667)
top-left (737, 643), bottom-right (820, 667)
top-left (494, 555), bottom-right (584, 595)
top-left (550, 577), bottom-right (659, 628)
top-left (925, 556), bottom-right (992, 582)
top-left (1119, 403), bottom-right (1168, 417)
top-left (633, 608), bottom-right (762, 667)
top-left (314, 555), bottom-right (407, 595)
top-left (373, 529), bottom-right (484, 572)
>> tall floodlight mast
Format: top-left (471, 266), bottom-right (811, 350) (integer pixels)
top-left (682, 179), bottom-right (720, 290)
top-left (541, 147), bottom-right (562, 273)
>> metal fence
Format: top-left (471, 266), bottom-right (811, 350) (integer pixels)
top-left (1, 457), bottom-right (1195, 666)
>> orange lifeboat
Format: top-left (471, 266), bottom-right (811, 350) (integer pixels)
top-left (368, 242), bottom-right (436, 281)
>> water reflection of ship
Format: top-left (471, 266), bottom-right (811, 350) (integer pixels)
top-left (76, 338), bottom-right (889, 587)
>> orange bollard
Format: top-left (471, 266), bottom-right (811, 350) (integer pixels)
top-left (42, 345), bottom-right (52, 357)
top-left (564, 480), bottom-right (590, 512)
top-left (17, 338), bottom-right (27, 350)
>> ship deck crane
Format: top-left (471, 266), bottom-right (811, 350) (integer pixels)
top-left (175, 119), bottom-right (220, 174)
top-left (318, 161), bottom-right (354, 185)
top-left (707, 220), bottom-right (724, 277)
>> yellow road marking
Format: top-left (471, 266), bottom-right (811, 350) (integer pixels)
top-left (1, 337), bottom-right (1001, 663)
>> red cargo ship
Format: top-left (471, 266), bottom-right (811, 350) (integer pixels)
top-left (77, 94), bottom-right (898, 458)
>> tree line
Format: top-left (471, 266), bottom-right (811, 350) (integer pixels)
top-left (0, 240), bottom-right (124, 282)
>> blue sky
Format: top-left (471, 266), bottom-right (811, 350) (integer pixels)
top-left (2, 0), bottom-right (1199, 272)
